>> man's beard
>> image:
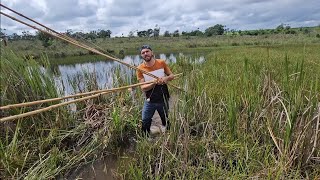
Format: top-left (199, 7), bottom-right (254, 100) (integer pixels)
top-left (143, 56), bottom-right (152, 62)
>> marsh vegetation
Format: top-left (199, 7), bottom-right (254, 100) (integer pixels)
top-left (1, 33), bottom-right (319, 179)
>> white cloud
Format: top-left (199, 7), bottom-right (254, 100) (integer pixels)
top-left (30, 0), bottom-right (48, 13)
top-left (1, 0), bottom-right (319, 37)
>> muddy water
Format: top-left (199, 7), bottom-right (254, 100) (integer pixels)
top-left (69, 114), bottom-right (171, 179)
top-left (67, 112), bottom-right (172, 179)
top-left (71, 155), bottom-right (119, 179)
top-left (67, 96), bottom-right (177, 179)
top-left (66, 137), bottom-right (137, 179)
top-left (67, 144), bottom-right (136, 180)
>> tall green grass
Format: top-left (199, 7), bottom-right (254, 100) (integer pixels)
top-left (1, 42), bottom-right (319, 179)
top-left (0, 49), bottom-right (140, 179)
top-left (118, 44), bottom-right (320, 179)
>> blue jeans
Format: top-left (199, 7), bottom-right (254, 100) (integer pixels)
top-left (142, 100), bottom-right (169, 134)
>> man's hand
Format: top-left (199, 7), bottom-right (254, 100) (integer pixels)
top-left (140, 79), bottom-right (156, 91)
top-left (156, 77), bottom-right (165, 85)
top-left (157, 75), bottom-right (173, 85)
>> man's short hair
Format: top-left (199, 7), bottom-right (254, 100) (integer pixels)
top-left (140, 45), bottom-right (152, 52)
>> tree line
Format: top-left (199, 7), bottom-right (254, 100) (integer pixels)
top-left (1, 23), bottom-right (319, 47)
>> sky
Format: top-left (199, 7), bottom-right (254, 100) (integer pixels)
top-left (1, 0), bottom-right (319, 37)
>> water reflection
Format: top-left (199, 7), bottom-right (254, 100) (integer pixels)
top-left (53, 53), bottom-right (205, 96)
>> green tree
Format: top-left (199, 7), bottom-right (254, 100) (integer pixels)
top-left (173, 30), bottom-right (179, 37)
top-left (195, 30), bottom-right (204, 36)
top-left (128, 31), bottom-right (135, 38)
top-left (182, 29), bottom-right (204, 37)
top-left (137, 30), bottom-right (147, 37)
top-left (303, 28), bottom-right (310, 34)
top-left (276, 24), bottom-right (285, 33)
top-left (0, 28), bottom-right (8, 46)
top-left (97, 29), bottom-right (112, 38)
top-left (65, 29), bottom-right (73, 36)
top-left (10, 33), bottom-right (21, 40)
top-left (22, 31), bottom-right (35, 40)
top-left (86, 30), bottom-right (98, 40)
top-left (147, 29), bottom-right (153, 37)
top-left (0, 28), bottom-right (6, 37)
top-left (36, 31), bottom-right (53, 47)
top-left (205, 24), bottom-right (225, 36)
top-left (154, 25), bottom-right (160, 39)
top-left (164, 30), bottom-right (171, 37)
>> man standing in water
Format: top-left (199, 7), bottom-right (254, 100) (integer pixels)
top-left (136, 45), bottom-right (174, 135)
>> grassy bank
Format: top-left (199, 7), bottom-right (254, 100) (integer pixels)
top-left (4, 32), bottom-right (320, 60)
top-left (1, 39), bottom-right (320, 179)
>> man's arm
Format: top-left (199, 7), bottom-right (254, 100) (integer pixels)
top-left (164, 72), bottom-right (174, 82)
top-left (161, 66), bottom-right (174, 84)
top-left (139, 78), bottom-right (156, 92)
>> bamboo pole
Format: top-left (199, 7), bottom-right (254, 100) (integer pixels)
top-left (0, 5), bottom-right (183, 91)
top-left (0, 5), bottom-right (185, 122)
top-left (0, 80), bottom-right (158, 122)
top-left (0, 73), bottom-right (183, 110)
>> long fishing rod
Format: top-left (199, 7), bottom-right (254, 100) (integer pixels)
top-left (0, 4), bottom-right (183, 91)
top-left (0, 73), bottom-right (182, 110)
top-left (0, 80), bottom-right (158, 122)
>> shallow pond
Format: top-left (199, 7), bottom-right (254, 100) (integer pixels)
top-left (52, 53), bottom-right (205, 96)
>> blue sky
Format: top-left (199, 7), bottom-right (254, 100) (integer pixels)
top-left (1, 0), bottom-right (319, 37)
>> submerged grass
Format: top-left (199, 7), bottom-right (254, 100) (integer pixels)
top-left (1, 42), bottom-right (319, 179)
